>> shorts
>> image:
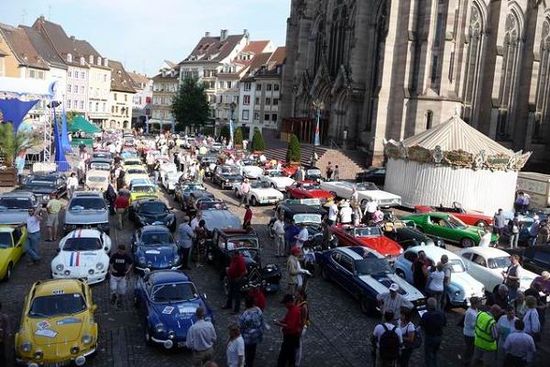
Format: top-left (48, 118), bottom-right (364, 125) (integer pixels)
top-left (110, 275), bottom-right (128, 295)
top-left (46, 213), bottom-right (59, 227)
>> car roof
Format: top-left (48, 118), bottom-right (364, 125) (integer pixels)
top-left (281, 203), bottom-right (325, 214)
top-left (141, 225), bottom-right (171, 233)
top-left (33, 279), bottom-right (84, 296)
top-left (146, 270), bottom-right (191, 284)
top-left (460, 247), bottom-right (509, 257)
top-left (405, 245), bottom-right (459, 260)
top-left (72, 191), bottom-right (103, 198)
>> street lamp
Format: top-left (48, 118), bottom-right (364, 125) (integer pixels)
top-left (311, 99), bottom-right (324, 165)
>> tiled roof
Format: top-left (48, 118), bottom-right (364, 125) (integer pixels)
top-left (268, 46), bottom-right (286, 66)
top-left (242, 40), bottom-right (270, 55)
top-left (0, 23), bottom-right (49, 70)
top-left (128, 71), bottom-right (150, 88)
top-left (181, 34), bottom-right (245, 63)
top-left (110, 60), bottom-right (136, 93)
top-left (20, 25), bottom-right (66, 69)
top-left (249, 52), bottom-right (272, 72)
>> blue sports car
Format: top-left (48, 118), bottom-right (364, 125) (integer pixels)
top-left (319, 246), bottom-right (426, 316)
top-left (134, 270), bottom-right (213, 350)
top-left (132, 225), bottom-right (181, 274)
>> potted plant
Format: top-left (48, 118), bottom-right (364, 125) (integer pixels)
top-left (286, 134), bottom-right (301, 165)
top-left (234, 127), bottom-right (244, 149)
top-left (251, 127), bottom-right (266, 153)
top-left (0, 123), bottom-right (36, 186)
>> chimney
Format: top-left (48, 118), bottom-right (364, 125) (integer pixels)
top-left (220, 29), bottom-right (228, 42)
top-left (205, 31), bottom-right (211, 37)
top-left (70, 35), bottom-right (75, 40)
top-left (243, 29), bottom-right (249, 38)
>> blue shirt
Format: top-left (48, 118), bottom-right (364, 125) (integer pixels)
top-left (285, 224), bottom-right (300, 244)
top-left (186, 319), bottom-right (217, 351)
top-left (239, 307), bottom-right (264, 345)
top-left (503, 331), bottom-right (536, 362)
top-left (178, 223), bottom-right (195, 248)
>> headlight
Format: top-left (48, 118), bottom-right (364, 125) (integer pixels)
top-left (168, 330), bottom-right (176, 339)
top-left (56, 264), bottom-right (64, 271)
top-left (96, 263), bottom-right (104, 270)
top-left (139, 257), bottom-right (146, 264)
top-left (155, 323), bottom-right (166, 334)
top-left (81, 334), bottom-right (92, 344)
top-left (420, 241), bottom-right (425, 246)
top-left (64, 270), bottom-right (71, 276)
top-left (88, 269), bottom-right (95, 275)
top-left (225, 179), bottom-right (229, 183)
top-left (33, 351), bottom-right (43, 360)
top-left (21, 341), bottom-right (32, 352)
top-left (42, 194), bottom-right (49, 201)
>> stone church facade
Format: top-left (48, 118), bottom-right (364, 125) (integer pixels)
top-left (281, 0), bottom-right (550, 166)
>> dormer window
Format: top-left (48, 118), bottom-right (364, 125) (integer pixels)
top-left (67, 53), bottom-right (72, 63)
top-left (89, 55), bottom-right (94, 64)
top-left (97, 57), bottom-right (102, 66)
top-left (80, 57), bottom-right (85, 65)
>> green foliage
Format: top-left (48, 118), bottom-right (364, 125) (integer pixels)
top-left (171, 78), bottom-right (210, 132)
top-left (0, 123), bottom-right (36, 167)
top-left (234, 127), bottom-right (244, 146)
top-left (251, 127), bottom-right (266, 152)
top-left (65, 111), bottom-right (79, 123)
top-left (286, 134), bottom-right (301, 163)
top-left (219, 125), bottom-right (230, 142)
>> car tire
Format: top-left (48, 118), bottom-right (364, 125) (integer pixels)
top-left (360, 296), bottom-right (375, 316)
top-left (395, 269), bottom-right (406, 279)
top-left (250, 196), bottom-right (258, 206)
top-left (4, 262), bottom-right (13, 281)
top-left (461, 238), bottom-right (475, 248)
top-left (475, 220), bottom-right (489, 227)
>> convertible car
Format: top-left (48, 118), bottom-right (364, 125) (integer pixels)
top-left (414, 202), bottom-right (493, 226)
top-left (381, 221), bottom-right (446, 249)
top-left (286, 181), bottom-right (334, 202)
top-left (330, 224), bottom-right (403, 260)
top-left (262, 170), bottom-right (295, 191)
top-left (0, 225), bottom-right (27, 281)
top-left (134, 270), bottom-right (213, 350)
top-left (233, 179), bottom-right (284, 206)
top-left (320, 181), bottom-right (401, 207)
top-left (131, 225), bottom-right (181, 274)
top-left (174, 182), bottom-right (207, 208)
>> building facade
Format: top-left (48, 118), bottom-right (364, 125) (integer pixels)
top-left (282, 0), bottom-right (550, 165)
top-left (128, 71), bottom-right (153, 129)
top-left (151, 61), bottom-right (179, 131)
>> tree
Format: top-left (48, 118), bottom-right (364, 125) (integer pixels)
top-left (0, 123), bottom-right (36, 167)
top-left (286, 134), bottom-right (301, 163)
top-left (251, 127), bottom-right (266, 152)
top-left (171, 77), bottom-right (210, 132)
top-left (234, 127), bottom-right (244, 146)
top-left (219, 125), bottom-right (230, 142)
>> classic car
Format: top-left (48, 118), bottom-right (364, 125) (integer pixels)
top-left (458, 247), bottom-right (538, 293)
top-left (330, 224), bottom-right (403, 260)
top-left (85, 169), bottom-right (110, 191)
top-left (51, 229), bottom-right (112, 284)
top-left (174, 182), bottom-right (207, 207)
top-left (159, 162), bottom-right (178, 177)
top-left (302, 166), bottom-right (323, 181)
top-left (63, 191), bottom-right (110, 234)
top-left (129, 180), bottom-right (161, 203)
top-left (122, 157), bottom-right (143, 167)
top-left (209, 229), bottom-right (281, 293)
top-left (286, 181), bottom-right (334, 202)
top-left (15, 279), bottom-right (98, 366)
top-left (270, 202), bottom-right (326, 245)
top-left (20, 174), bottom-right (67, 203)
top-left (134, 270), bottom-right (213, 350)
top-left (91, 151), bottom-right (113, 162)
top-left (355, 167), bottom-right (386, 187)
top-left (401, 212), bottom-right (498, 247)
top-left (505, 245), bottom-right (550, 275)
top-left (160, 171), bottom-right (183, 193)
top-left (186, 191), bottom-right (217, 216)
top-left (319, 246), bottom-right (425, 315)
top-left (198, 154), bottom-right (218, 177)
top-left (395, 245), bottom-right (486, 307)
top-left (381, 220), bottom-right (446, 249)
top-left (320, 181), bottom-right (401, 208)
top-left (201, 209), bottom-right (242, 233)
top-left (241, 165), bottom-right (264, 179)
top-left (234, 179), bottom-right (284, 206)
top-left (125, 166), bottom-right (150, 186)
top-left (211, 165), bottom-right (243, 189)
top-left (0, 191), bottom-right (38, 224)
top-left (89, 161), bottom-right (110, 171)
top-left (130, 199), bottom-right (176, 232)
top-left (262, 170), bottom-right (295, 191)
top-left (0, 225), bottom-right (27, 280)
top-left (281, 163), bottom-right (300, 177)
top-left (132, 225), bottom-right (181, 274)
top-left (414, 202), bottom-right (493, 226)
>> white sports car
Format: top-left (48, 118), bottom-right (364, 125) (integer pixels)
top-left (234, 179), bottom-right (284, 205)
top-left (51, 229), bottom-right (112, 284)
top-left (160, 171), bottom-right (183, 193)
top-left (241, 165), bottom-right (264, 179)
top-left (320, 181), bottom-right (401, 207)
top-left (262, 170), bottom-right (295, 191)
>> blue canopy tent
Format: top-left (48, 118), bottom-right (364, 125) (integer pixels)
top-left (0, 98), bottom-right (39, 131)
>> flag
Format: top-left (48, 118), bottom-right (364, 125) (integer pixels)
top-left (60, 103), bottom-right (72, 153)
top-left (314, 118), bottom-right (320, 146)
top-left (53, 110), bottom-right (70, 172)
top-left (229, 118), bottom-right (234, 149)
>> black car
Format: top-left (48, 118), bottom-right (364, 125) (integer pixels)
top-left (505, 245), bottom-right (550, 274)
top-left (356, 167), bottom-right (386, 187)
top-left (270, 202), bottom-right (327, 247)
top-left (20, 174), bottom-right (67, 203)
top-left (174, 182), bottom-right (207, 208)
top-left (382, 221), bottom-right (446, 249)
top-left (211, 165), bottom-right (243, 189)
top-left (130, 199), bottom-right (176, 232)
top-left (186, 191), bottom-right (217, 216)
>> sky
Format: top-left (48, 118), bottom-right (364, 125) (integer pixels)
top-left (1, 0), bottom-right (291, 76)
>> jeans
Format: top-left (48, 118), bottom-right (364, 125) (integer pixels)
top-left (277, 334), bottom-right (300, 367)
top-left (509, 233), bottom-right (519, 248)
top-left (424, 335), bottom-right (442, 367)
top-left (428, 291), bottom-right (444, 311)
top-left (26, 231), bottom-right (41, 261)
top-left (463, 335), bottom-right (475, 366)
top-left (180, 247), bottom-right (192, 268)
top-left (225, 279), bottom-right (243, 312)
top-left (276, 235), bottom-right (285, 256)
top-left (245, 343), bottom-right (257, 367)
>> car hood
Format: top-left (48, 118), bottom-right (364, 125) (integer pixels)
top-left (23, 314), bottom-right (90, 345)
top-left (151, 301), bottom-right (203, 331)
top-left (306, 189), bottom-right (333, 199)
top-left (356, 236), bottom-right (402, 257)
top-left (53, 250), bottom-right (108, 269)
top-left (221, 174), bottom-right (242, 181)
top-left (359, 273), bottom-right (424, 303)
top-left (136, 245), bottom-right (179, 267)
top-left (0, 210), bottom-right (29, 224)
top-left (359, 190), bottom-right (401, 200)
top-left (451, 271), bottom-right (485, 294)
top-left (250, 188), bottom-right (283, 197)
top-left (270, 177), bottom-right (294, 186)
top-left (21, 186), bottom-right (55, 195)
top-left (202, 210), bottom-right (241, 231)
top-left (136, 211), bottom-right (172, 222)
top-left (65, 209), bottom-right (108, 225)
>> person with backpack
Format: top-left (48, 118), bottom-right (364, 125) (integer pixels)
top-left (399, 309), bottom-right (420, 367)
top-left (372, 310), bottom-right (402, 367)
top-left (419, 297), bottom-right (446, 367)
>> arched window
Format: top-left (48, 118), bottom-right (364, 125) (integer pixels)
top-left (534, 19), bottom-right (550, 142)
top-left (328, 3), bottom-right (348, 77)
top-left (314, 22), bottom-right (326, 73)
top-left (463, 4), bottom-right (484, 122)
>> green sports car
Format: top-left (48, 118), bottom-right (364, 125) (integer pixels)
top-left (400, 212), bottom-right (498, 247)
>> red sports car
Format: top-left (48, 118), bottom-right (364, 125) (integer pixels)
top-left (330, 224), bottom-right (403, 259)
top-left (286, 181), bottom-right (334, 201)
top-left (281, 163), bottom-right (300, 177)
top-left (414, 202), bottom-right (493, 226)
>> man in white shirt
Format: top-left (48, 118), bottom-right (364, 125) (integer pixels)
top-left (364, 199), bottom-right (378, 222)
top-left (295, 223), bottom-right (309, 248)
top-left (272, 216), bottom-right (286, 257)
top-left (190, 212), bottom-right (202, 231)
top-left (226, 323), bottom-right (245, 367)
top-left (239, 179), bottom-right (251, 206)
top-left (339, 201), bottom-right (353, 224)
top-left (372, 311), bottom-right (403, 365)
top-left (327, 200), bottom-right (338, 225)
top-left (186, 307), bottom-right (217, 367)
top-left (25, 208), bottom-right (43, 264)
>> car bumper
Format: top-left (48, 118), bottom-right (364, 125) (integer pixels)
top-left (257, 198), bottom-right (282, 205)
top-left (150, 335), bottom-right (188, 349)
top-left (17, 345), bottom-right (96, 366)
top-left (63, 223), bottom-right (110, 234)
top-left (135, 265), bottom-right (182, 273)
top-left (52, 271), bottom-right (108, 284)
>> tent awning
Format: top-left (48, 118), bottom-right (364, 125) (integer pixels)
top-left (69, 115), bottom-right (101, 134)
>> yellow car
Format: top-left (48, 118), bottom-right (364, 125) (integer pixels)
top-left (129, 181), bottom-right (160, 203)
top-left (0, 224), bottom-right (27, 280)
top-left (124, 165), bottom-right (149, 187)
top-left (15, 279), bottom-right (98, 366)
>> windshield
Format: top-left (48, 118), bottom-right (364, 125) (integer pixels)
top-left (298, 182), bottom-right (320, 190)
top-left (141, 232), bottom-right (174, 246)
top-left (63, 237), bottom-right (102, 251)
top-left (268, 171), bottom-right (284, 177)
top-left (221, 167), bottom-right (240, 175)
top-left (87, 176), bottom-right (108, 183)
top-left (90, 163), bottom-right (110, 170)
top-left (306, 169), bottom-right (321, 176)
top-left (127, 169), bottom-right (147, 175)
top-left (487, 256), bottom-right (511, 269)
top-left (352, 227), bottom-right (382, 237)
top-left (356, 182), bottom-right (378, 191)
top-left (356, 258), bottom-right (392, 275)
top-left (199, 201), bottom-right (227, 210)
top-left (294, 213), bottom-right (322, 224)
top-left (225, 238), bottom-right (259, 250)
top-left (183, 184), bottom-right (205, 192)
top-left (152, 283), bottom-right (198, 303)
top-left (69, 198), bottom-right (106, 210)
top-left (140, 202), bottom-right (167, 214)
top-left (251, 181), bottom-right (271, 189)
top-left (284, 198), bottom-right (321, 206)
top-left (447, 216), bottom-right (467, 228)
top-left (26, 177), bottom-right (55, 186)
top-left (29, 293), bottom-right (86, 318)
top-left (0, 232), bottom-right (13, 248)
top-left (133, 185), bottom-right (156, 193)
top-left (0, 197), bottom-right (32, 209)
top-left (448, 259), bottom-right (466, 273)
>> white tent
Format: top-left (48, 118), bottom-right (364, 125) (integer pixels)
top-left (384, 115), bottom-right (531, 215)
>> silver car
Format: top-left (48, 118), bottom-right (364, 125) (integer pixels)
top-left (63, 191), bottom-right (110, 234)
top-left (0, 192), bottom-right (39, 225)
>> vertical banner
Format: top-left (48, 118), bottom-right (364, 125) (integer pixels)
top-left (229, 118), bottom-right (234, 149)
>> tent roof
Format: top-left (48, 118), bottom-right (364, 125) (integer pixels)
top-left (401, 115), bottom-right (513, 156)
top-left (69, 115), bottom-right (101, 133)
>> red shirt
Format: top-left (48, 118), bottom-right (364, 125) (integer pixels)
top-left (248, 288), bottom-right (266, 311)
top-left (281, 304), bottom-right (302, 336)
top-left (243, 208), bottom-right (253, 225)
top-left (227, 254), bottom-right (247, 280)
top-left (114, 195), bottom-right (130, 209)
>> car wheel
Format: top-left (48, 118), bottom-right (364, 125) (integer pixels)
top-left (360, 296), bottom-right (376, 316)
top-left (475, 220), bottom-right (489, 227)
top-left (4, 262), bottom-right (13, 281)
top-left (321, 266), bottom-right (330, 281)
top-left (223, 275), bottom-right (230, 296)
top-left (461, 238), bottom-right (475, 248)
top-left (395, 269), bottom-right (406, 279)
top-left (271, 183), bottom-right (277, 189)
top-left (250, 196), bottom-right (258, 206)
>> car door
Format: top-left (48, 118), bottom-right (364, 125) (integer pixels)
top-left (524, 248), bottom-right (550, 274)
top-left (427, 215), bottom-right (455, 241)
top-left (11, 228), bottom-right (24, 263)
top-left (331, 252), bottom-right (355, 290)
top-left (466, 253), bottom-right (488, 286)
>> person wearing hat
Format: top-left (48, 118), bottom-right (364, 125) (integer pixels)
top-left (339, 200), bottom-right (353, 225)
top-left (376, 283), bottom-right (413, 322)
top-left (326, 198), bottom-right (338, 226)
top-left (178, 216), bottom-right (195, 269)
top-left (274, 294), bottom-right (302, 367)
top-left (531, 271), bottom-right (550, 297)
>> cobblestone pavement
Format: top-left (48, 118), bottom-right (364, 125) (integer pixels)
top-left (1, 179), bottom-right (549, 367)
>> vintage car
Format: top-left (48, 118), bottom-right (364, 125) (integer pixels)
top-left (505, 245), bottom-right (550, 275)
top-left (198, 154), bottom-right (218, 176)
top-left (201, 208), bottom-right (242, 233)
top-left (85, 169), bottom-right (111, 192)
top-left (211, 165), bottom-right (243, 189)
top-left (160, 171), bottom-right (183, 193)
top-left (302, 166), bottom-right (323, 181)
top-left (124, 166), bottom-right (150, 186)
top-left (0, 191), bottom-right (38, 225)
top-left (241, 165), bottom-right (264, 179)
top-left (186, 192), bottom-right (217, 216)
top-left (270, 202), bottom-right (326, 244)
top-left (174, 182), bottom-right (207, 207)
top-left (20, 173), bottom-right (67, 203)
top-left (319, 246), bottom-right (425, 315)
top-left (458, 247), bottom-right (538, 293)
top-left (0, 224), bottom-right (27, 280)
top-left (395, 245), bottom-right (486, 307)
top-left (414, 202), bottom-right (494, 226)
top-left (281, 163), bottom-right (300, 177)
top-left (381, 220), bottom-right (446, 249)
top-left (134, 270), bottom-right (213, 350)
top-left (130, 199), bottom-right (176, 232)
top-left (330, 224), bottom-right (403, 260)
top-left (234, 179), bottom-right (284, 206)
top-left (91, 151), bottom-right (112, 162)
top-left (286, 180), bottom-right (334, 202)
top-left (262, 170), bottom-right (295, 191)
top-left (401, 212), bottom-right (498, 247)
top-left (51, 229), bottom-right (112, 284)
top-left (63, 191), bottom-right (110, 234)
top-left (159, 162), bottom-right (178, 177)
top-left (208, 229), bottom-right (281, 293)
top-left (122, 157), bottom-right (143, 167)
top-left (320, 181), bottom-right (401, 208)
top-left (355, 167), bottom-right (386, 187)
top-left (15, 279), bottom-right (98, 366)
top-left (88, 161), bottom-right (110, 171)
top-left (129, 180), bottom-right (161, 203)
top-left (132, 225), bottom-right (181, 274)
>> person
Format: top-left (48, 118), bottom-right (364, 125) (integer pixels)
top-left (372, 310), bottom-right (402, 367)
top-left (0, 302), bottom-right (11, 365)
top-left (339, 200), bottom-right (353, 224)
top-left (502, 319), bottom-right (536, 367)
top-left (287, 246), bottom-right (303, 294)
top-left (240, 179), bottom-right (251, 206)
top-left (114, 192), bottom-right (130, 230)
top-left (508, 213), bottom-right (521, 249)
top-left (295, 290), bottom-right (310, 367)
top-left (186, 307), bottom-right (217, 367)
top-left (364, 198), bottom-right (378, 223)
top-left (194, 219), bottom-right (208, 267)
top-left (327, 199), bottom-right (338, 225)
top-left (25, 207), bottom-right (42, 265)
top-left (372, 208), bottom-right (384, 224)
top-left (46, 193), bottom-right (63, 242)
top-left (376, 283), bottom-right (414, 322)
top-left (514, 192), bottom-right (529, 213)
top-left (243, 205), bottom-right (253, 229)
top-left (108, 245), bottom-right (133, 308)
top-left (420, 297), bottom-right (446, 367)
top-left (463, 297), bottom-right (480, 367)
top-left (273, 215), bottom-right (286, 257)
top-left (522, 295), bottom-right (541, 344)
top-left (239, 297), bottom-right (264, 367)
top-left (477, 226), bottom-right (492, 247)
top-left (284, 219), bottom-right (300, 255)
top-left (528, 215), bottom-right (540, 247)
top-left (426, 263), bottom-right (446, 311)
top-left (104, 182), bottom-right (117, 215)
top-left (496, 306), bottom-right (517, 361)
top-left (294, 166), bottom-right (304, 182)
top-left (487, 284), bottom-right (511, 310)
top-left (66, 172), bottom-right (79, 198)
top-left (178, 216), bottom-right (195, 269)
top-left (530, 271), bottom-right (550, 296)
top-left (399, 309), bottom-right (417, 367)
top-left (226, 323), bottom-right (245, 367)
top-left (412, 251), bottom-right (429, 292)
top-left (535, 219), bottom-right (550, 245)
top-left (15, 151), bottom-right (25, 184)
top-left (224, 252), bottom-right (247, 313)
top-left (275, 294), bottom-right (303, 367)
top-left (503, 255), bottom-right (521, 300)
top-left (472, 304), bottom-right (501, 367)
top-left (191, 212), bottom-right (202, 231)
top-left (512, 291), bottom-right (528, 319)
top-left (493, 209), bottom-right (506, 237)
top-left (325, 162), bottom-right (333, 181)
top-left (333, 165), bottom-right (340, 181)
top-left (441, 255), bottom-right (452, 310)
top-left (294, 223), bottom-right (309, 248)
